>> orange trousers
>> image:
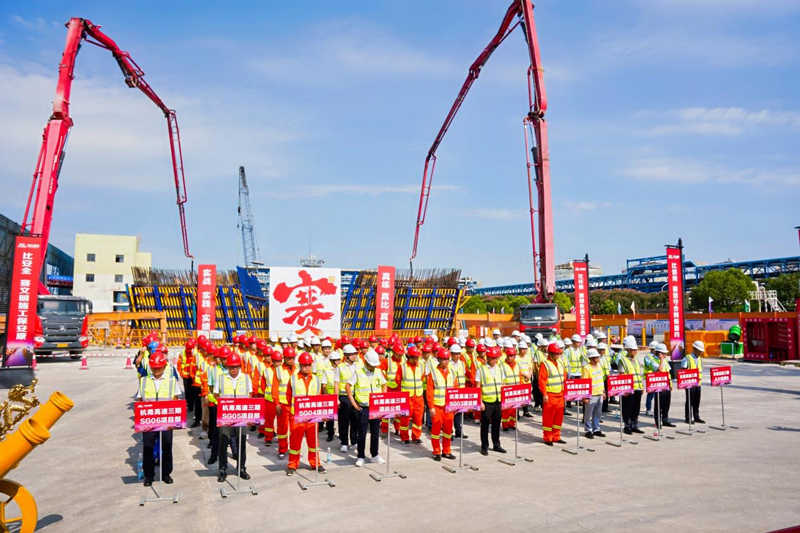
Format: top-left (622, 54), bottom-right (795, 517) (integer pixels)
top-left (288, 418), bottom-right (319, 470)
top-left (399, 395), bottom-right (425, 441)
top-left (501, 408), bottom-right (517, 429)
top-left (430, 405), bottom-right (453, 456)
top-left (277, 404), bottom-right (291, 453)
top-left (542, 392), bottom-right (564, 442)
top-left (259, 400), bottom-right (276, 442)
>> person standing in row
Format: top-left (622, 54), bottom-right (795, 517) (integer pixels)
top-left (273, 347), bottom-right (297, 460)
top-left (650, 343), bottom-right (675, 428)
top-left (581, 349), bottom-right (606, 439)
top-left (428, 348), bottom-right (456, 461)
top-left (683, 340), bottom-right (706, 424)
top-left (334, 344), bottom-right (360, 452)
top-left (644, 341), bottom-right (659, 416)
top-left (539, 343), bottom-right (567, 446)
top-left (285, 352), bottom-right (326, 477)
top-left (137, 352), bottom-right (179, 487)
top-left (449, 344), bottom-right (469, 439)
top-left (397, 346), bottom-right (425, 445)
top-left (478, 347), bottom-right (507, 456)
top-left (214, 348), bottom-right (253, 483)
top-left (616, 338), bottom-right (644, 435)
top-left (346, 350), bottom-right (387, 467)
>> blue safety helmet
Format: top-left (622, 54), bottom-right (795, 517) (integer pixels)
top-left (147, 341), bottom-right (160, 352)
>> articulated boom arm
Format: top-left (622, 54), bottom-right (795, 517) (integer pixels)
top-left (22, 17), bottom-right (192, 293)
top-left (410, 1), bottom-right (555, 302)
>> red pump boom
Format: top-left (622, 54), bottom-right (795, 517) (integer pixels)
top-left (21, 17), bottom-right (192, 293)
top-left (410, 1), bottom-right (555, 302)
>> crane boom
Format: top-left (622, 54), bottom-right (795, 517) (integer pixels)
top-left (410, 1), bottom-right (555, 302)
top-left (238, 166), bottom-right (262, 266)
top-left (21, 17), bottom-right (192, 294)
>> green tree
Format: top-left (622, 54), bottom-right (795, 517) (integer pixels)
top-left (689, 269), bottom-right (752, 312)
top-left (598, 299), bottom-right (617, 315)
top-left (460, 295), bottom-right (487, 313)
top-left (765, 273), bottom-right (800, 311)
top-left (552, 292), bottom-right (573, 314)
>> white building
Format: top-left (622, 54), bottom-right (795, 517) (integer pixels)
top-left (555, 261), bottom-right (603, 282)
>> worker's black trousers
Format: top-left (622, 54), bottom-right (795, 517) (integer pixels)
top-left (532, 378), bottom-right (543, 409)
top-left (480, 401), bottom-right (502, 450)
top-left (621, 390), bottom-right (642, 430)
top-left (602, 381), bottom-right (610, 412)
top-left (219, 427), bottom-right (246, 471)
top-left (338, 395), bottom-right (359, 446)
top-left (183, 378), bottom-right (201, 422)
top-left (357, 406), bottom-right (381, 459)
top-left (654, 390), bottom-right (671, 426)
top-left (143, 430), bottom-right (172, 480)
top-left (208, 405), bottom-right (219, 457)
top-left (684, 386), bottom-right (701, 422)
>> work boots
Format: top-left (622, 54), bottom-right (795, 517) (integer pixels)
top-left (217, 468), bottom-right (227, 483)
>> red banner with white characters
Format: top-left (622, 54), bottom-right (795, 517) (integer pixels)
top-left (294, 394), bottom-right (337, 423)
top-left (3, 235), bottom-right (44, 367)
top-left (666, 246), bottom-right (685, 357)
top-left (677, 368), bottom-right (700, 390)
top-left (445, 387), bottom-right (481, 413)
top-left (607, 374), bottom-right (634, 397)
top-left (710, 367), bottom-right (732, 387)
top-left (375, 265), bottom-right (396, 333)
top-left (501, 384), bottom-right (531, 410)
top-left (134, 400), bottom-right (187, 432)
top-left (197, 264), bottom-right (216, 333)
top-left (369, 391), bottom-right (410, 419)
top-left (645, 372), bottom-right (671, 393)
top-left (217, 397), bottom-right (266, 427)
top-left (564, 378), bottom-right (592, 401)
top-left (573, 260), bottom-right (590, 338)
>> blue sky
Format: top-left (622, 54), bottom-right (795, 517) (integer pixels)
top-left (1, 1), bottom-right (798, 287)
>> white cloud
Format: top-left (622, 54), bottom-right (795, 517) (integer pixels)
top-left (10, 15), bottom-right (56, 31)
top-left (562, 201), bottom-right (619, 212)
top-left (265, 183), bottom-right (462, 199)
top-left (644, 107), bottom-right (800, 136)
top-left (622, 157), bottom-right (800, 187)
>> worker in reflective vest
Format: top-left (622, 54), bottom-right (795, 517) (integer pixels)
top-left (449, 344), bottom-right (469, 439)
top-left (428, 348), bottom-right (456, 461)
top-left (597, 341), bottom-right (613, 413)
top-left (214, 348), bottom-right (253, 483)
top-left (285, 352), bottom-right (325, 477)
top-left (396, 346), bottom-right (425, 445)
top-left (272, 347), bottom-right (298, 459)
top-left (178, 339), bottom-right (200, 428)
top-left (539, 342), bottom-right (567, 446)
top-left (682, 340), bottom-right (706, 424)
top-left (314, 339), bottom-right (334, 439)
top-left (581, 349), bottom-right (606, 439)
top-left (643, 341), bottom-right (659, 416)
top-left (204, 346), bottom-right (225, 465)
top-left (260, 345), bottom-right (279, 445)
top-left (334, 344), bottom-right (360, 452)
top-left (136, 352), bottom-right (179, 487)
top-left (381, 343), bottom-right (405, 436)
top-left (346, 350), bottom-right (387, 467)
top-left (615, 338), bottom-right (644, 435)
top-left (500, 346), bottom-right (521, 431)
top-left (478, 346), bottom-right (507, 456)
top-left (651, 343), bottom-right (675, 428)
top-left (532, 337), bottom-right (548, 412)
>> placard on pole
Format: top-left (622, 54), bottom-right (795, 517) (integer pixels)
top-left (675, 368), bottom-right (705, 436)
top-left (134, 400), bottom-right (186, 506)
top-left (498, 384), bottom-right (534, 466)
top-left (643, 372), bottom-right (674, 442)
top-left (709, 366), bottom-right (738, 431)
top-left (216, 398), bottom-right (262, 497)
top-left (562, 378), bottom-right (595, 455)
top-left (294, 395), bottom-right (337, 490)
top-left (442, 388), bottom-right (480, 474)
top-left (605, 375), bottom-right (638, 448)
top-left (369, 391), bottom-right (409, 482)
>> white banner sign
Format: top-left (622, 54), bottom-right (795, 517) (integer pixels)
top-left (269, 267), bottom-right (341, 338)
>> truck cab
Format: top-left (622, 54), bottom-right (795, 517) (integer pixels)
top-left (515, 303), bottom-right (561, 339)
top-left (35, 296), bottom-right (92, 359)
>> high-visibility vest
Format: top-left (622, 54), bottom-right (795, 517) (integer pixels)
top-left (599, 354), bottom-right (611, 378)
top-left (682, 354), bottom-right (703, 385)
top-left (430, 366), bottom-right (454, 407)
top-left (386, 357), bottom-right (403, 388)
top-left (276, 364), bottom-right (297, 404)
top-left (568, 348), bottom-right (583, 375)
top-left (450, 359), bottom-right (466, 387)
top-left (322, 363), bottom-right (337, 395)
top-left (353, 367), bottom-right (384, 406)
top-left (501, 361), bottom-right (520, 385)
top-left (617, 356), bottom-right (644, 390)
top-left (582, 364), bottom-right (605, 396)
top-left (543, 359), bottom-right (565, 393)
top-left (219, 373), bottom-right (251, 398)
top-left (207, 365), bottom-right (224, 405)
top-left (315, 355), bottom-right (331, 381)
top-left (337, 363), bottom-right (356, 394)
top-left (139, 374), bottom-right (177, 401)
top-left (657, 358), bottom-right (673, 390)
top-left (262, 365), bottom-right (276, 402)
top-left (290, 374), bottom-right (320, 414)
top-left (177, 349), bottom-right (191, 379)
top-left (517, 353), bottom-right (533, 382)
top-left (643, 354), bottom-right (658, 374)
top-left (478, 364), bottom-right (503, 403)
top-left (400, 362), bottom-right (424, 397)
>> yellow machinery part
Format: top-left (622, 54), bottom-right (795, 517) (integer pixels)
top-left (0, 479), bottom-right (37, 533)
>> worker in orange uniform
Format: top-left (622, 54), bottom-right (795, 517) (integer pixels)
top-left (178, 339), bottom-right (202, 428)
top-left (428, 348), bottom-right (457, 461)
top-left (397, 345), bottom-right (425, 445)
top-left (381, 342), bottom-right (405, 435)
top-left (449, 344), bottom-right (469, 439)
top-left (500, 345), bottom-right (521, 431)
top-left (273, 346), bottom-right (298, 459)
top-left (285, 352), bottom-right (326, 476)
top-left (539, 342), bottom-right (567, 446)
top-left (252, 340), bottom-right (272, 442)
top-left (261, 348), bottom-right (282, 445)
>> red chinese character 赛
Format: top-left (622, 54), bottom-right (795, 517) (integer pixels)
top-left (273, 270), bottom-right (337, 335)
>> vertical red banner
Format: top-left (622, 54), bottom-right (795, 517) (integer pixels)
top-left (197, 264), bottom-right (216, 333)
top-left (3, 235), bottom-right (44, 367)
top-left (666, 246), bottom-right (685, 356)
top-left (375, 265), bottom-right (396, 333)
top-left (573, 260), bottom-right (590, 337)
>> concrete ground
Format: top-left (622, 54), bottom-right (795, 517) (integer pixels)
top-left (2, 350), bottom-right (800, 533)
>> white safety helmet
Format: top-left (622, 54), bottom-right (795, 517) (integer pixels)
top-left (288, 333), bottom-right (298, 343)
top-left (571, 334), bottom-right (582, 343)
top-left (537, 337), bottom-right (549, 347)
top-left (511, 330), bottom-right (520, 337)
top-left (596, 331), bottom-right (607, 340)
top-left (649, 341), bottom-right (659, 350)
top-left (597, 342), bottom-right (607, 351)
top-left (563, 338), bottom-right (573, 346)
top-left (343, 344), bottom-right (357, 355)
top-left (311, 336), bottom-right (321, 346)
top-left (450, 344), bottom-right (462, 354)
top-left (297, 340), bottom-right (305, 349)
top-left (330, 350), bottom-right (342, 360)
top-left (321, 339), bottom-right (332, 348)
top-left (492, 329), bottom-right (501, 336)
top-left (556, 340), bottom-right (566, 349)
top-left (692, 340), bottom-right (705, 352)
top-left (655, 343), bottom-right (669, 354)
top-left (364, 350), bottom-right (380, 367)
top-left (623, 337), bottom-right (638, 350)
top-left (504, 339), bottom-right (515, 349)
top-left (280, 337), bottom-right (290, 344)
top-left (586, 334), bottom-right (595, 343)
top-left (585, 338), bottom-right (597, 348)
top-left (587, 348), bottom-right (600, 359)
top-left (518, 341), bottom-right (528, 350)
top-left (269, 334), bottom-right (278, 343)
top-left (431, 334), bottom-right (439, 343)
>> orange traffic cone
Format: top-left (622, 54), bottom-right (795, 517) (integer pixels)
top-left (80, 355), bottom-right (89, 370)
top-left (31, 354), bottom-right (37, 371)
top-left (124, 355), bottom-right (133, 369)
top-left (115, 338), bottom-right (122, 349)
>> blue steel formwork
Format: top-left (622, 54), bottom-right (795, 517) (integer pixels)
top-left (473, 255), bottom-right (800, 297)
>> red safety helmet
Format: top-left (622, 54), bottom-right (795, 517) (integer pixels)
top-left (421, 343), bottom-right (433, 353)
top-left (283, 347), bottom-right (296, 358)
top-left (375, 345), bottom-right (386, 355)
top-left (414, 335), bottom-right (423, 344)
top-left (256, 339), bottom-right (269, 352)
top-left (432, 342), bottom-right (442, 352)
top-left (360, 339), bottom-right (370, 349)
top-left (447, 337), bottom-right (458, 346)
top-left (547, 343), bottom-right (562, 355)
top-left (264, 346), bottom-right (274, 357)
top-left (436, 348), bottom-right (450, 360)
top-left (157, 343), bottom-right (168, 353)
top-left (218, 345), bottom-right (232, 358)
top-left (141, 334), bottom-right (152, 347)
top-left (248, 335), bottom-right (257, 345)
top-left (476, 344), bottom-right (487, 353)
top-left (379, 338), bottom-right (388, 347)
top-left (225, 351), bottom-right (241, 368)
top-left (298, 352), bottom-right (314, 365)
top-left (505, 347), bottom-right (516, 356)
top-left (465, 339), bottom-right (476, 348)
top-left (392, 343), bottom-right (405, 355)
top-left (369, 335), bottom-right (378, 343)
top-left (149, 353), bottom-right (167, 369)
top-left (487, 347), bottom-right (502, 358)
top-left (270, 350), bottom-right (283, 362)
top-left (185, 339), bottom-right (197, 350)
top-left (407, 346), bottom-right (421, 357)
top-left (341, 335), bottom-right (351, 345)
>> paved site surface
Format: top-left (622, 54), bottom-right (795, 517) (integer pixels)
top-left (3, 350), bottom-right (800, 533)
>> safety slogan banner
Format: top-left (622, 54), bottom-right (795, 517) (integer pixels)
top-left (564, 378), bottom-right (592, 402)
top-left (501, 384), bottom-right (531, 410)
top-left (196, 264), bottom-right (216, 333)
top-left (134, 400), bottom-right (187, 432)
top-left (677, 368), bottom-right (700, 390)
top-left (445, 387), bottom-right (481, 413)
top-left (666, 246), bottom-right (685, 358)
top-left (607, 374), bottom-right (634, 397)
top-left (294, 394), bottom-right (337, 423)
top-left (3, 235), bottom-right (44, 367)
top-left (369, 391), bottom-right (410, 419)
top-left (375, 265), bottom-right (396, 333)
top-left (645, 372), bottom-right (671, 393)
top-left (573, 260), bottom-right (591, 338)
top-left (710, 366), bottom-right (732, 387)
top-left (270, 267), bottom-right (341, 338)
top-left (217, 398), bottom-right (266, 427)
